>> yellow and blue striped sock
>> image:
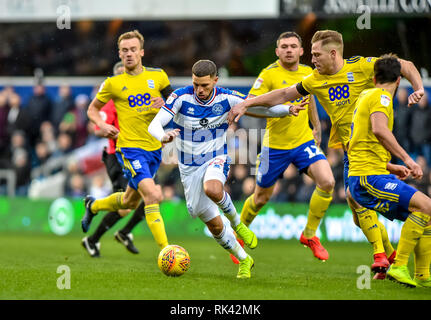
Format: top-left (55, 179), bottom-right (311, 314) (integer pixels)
top-left (414, 225), bottom-right (431, 280)
top-left (394, 212), bottom-right (430, 267)
top-left (240, 194), bottom-right (260, 227)
top-left (145, 204), bottom-right (169, 249)
top-left (91, 192), bottom-right (126, 213)
top-left (357, 208), bottom-right (385, 255)
top-left (304, 186), bottom-right (333, 238)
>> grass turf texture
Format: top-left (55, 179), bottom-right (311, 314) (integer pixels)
top-left (0, 233), bottom-right (428, 300)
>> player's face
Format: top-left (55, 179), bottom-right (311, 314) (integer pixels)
top-left (118, 38), bottom-right (144, 70)
top-left (192, 74), bottom-right (218, 100)
top-left (276, 37), bottom-right (303, 66)
top-left (311, 41), bottom-right (334, 75)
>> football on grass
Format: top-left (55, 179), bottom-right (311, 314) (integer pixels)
top-left (158, 245), bottom-right (190, 277)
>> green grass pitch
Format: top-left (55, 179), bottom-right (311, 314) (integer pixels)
top-left (0, 232), bottom-right (428, 300)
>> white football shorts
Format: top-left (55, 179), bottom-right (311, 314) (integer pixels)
top-left (180, 155), bottom-right (230, 223)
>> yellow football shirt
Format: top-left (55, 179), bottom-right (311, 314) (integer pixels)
top-left (249, 60), bottom-right (314, 149)
top-left (348, 88), bottom-right (393, 176)
top-left (301, 56), bottom-right (377, 149)
top-left (96, 66), bottom-right (170, 151)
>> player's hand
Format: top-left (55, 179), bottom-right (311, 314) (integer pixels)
top-left (389, 164), bottom-right (411, 180)
top-left (408, 88), bottom-right (424, 106)
top-left (150, 97), bottom-right (165, 109)
top-left (228, 101), bottom-right (248, 124)
top-left (404, 158), bottom-right (423, 180)
top-left (99, 123), bottom-right (119, 139)
top-left (162, 129), bottom-right (180, 144)
top-left (289, 97), bottom-right (308, 117)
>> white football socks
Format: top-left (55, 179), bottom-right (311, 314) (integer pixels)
top-left (216, 191), bottom-right (241, 228)
top-left (213, 224), bottom-right (247, 261)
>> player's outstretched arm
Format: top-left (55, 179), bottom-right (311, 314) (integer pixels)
top-left (228, 85), bottom-right (303, 124)
top-left (87, 97), bottom-right (119, 139)
top-left (371, 111), bottom-right (422, 179)
top-left (245, 98), bottom-right (308, 119)
top-left (148, 108), bottom-right (178, 143)
top-left (307, 95), bottom-right (321, 147)
top-left (398, 58), bottom-right (425, 106)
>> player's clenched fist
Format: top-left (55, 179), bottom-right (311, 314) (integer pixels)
top-left (99, 122), bottom-right (119, 139)
top-left (404, 158), bottom-right (423, 180)
top-left (408, 88), bottom-right (424, 106)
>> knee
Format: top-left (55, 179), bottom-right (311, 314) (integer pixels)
top-left (203, 184), bottom-right (224, 203)
top-left (206, 218), bottom-right (224, 236)
top-left (142, 187), bottom-right (164, 205)
top-left (421, 201), bottom-right (431, 217)
top-left (317, 177), bottom-right (335, 193)
top-left (118, 209), bottom-right (131, 217)
top-left (209, 223), bottom-right (224, 236)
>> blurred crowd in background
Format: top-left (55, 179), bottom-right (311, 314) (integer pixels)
top-left (1, 18), bottom-right (431, 78)
top-left (1, 18), bottom-right (431, 203)
top-left (0, 20), bottom-right (273, 77)
top-left (0, 83), bottom-right (430, 203)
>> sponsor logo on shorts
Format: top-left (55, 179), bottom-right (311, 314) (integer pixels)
top-left (132, 160), bottom-right (142, 170)
top-left (384, 182), bottom-right (397, 190)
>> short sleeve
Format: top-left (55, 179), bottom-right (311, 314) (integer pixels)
top-left (370, 93), bottom-right (392, 118)
top-left (226, 89), bottom-right (246, 107)
top-left (95, 77), bottom-right (113, 104)
top-left (249, 70), bottom-right (272, 96)
top-left (159, 69), bottom-right (171, 91)
top-left (300, 73), bottom-right (314, 95)
top-left (359, 57), bottom-right (378, 80)
top-left (162, 91), bottom-right (182, 116)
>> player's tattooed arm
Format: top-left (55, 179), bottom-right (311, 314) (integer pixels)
top-left (308, 95), bottom-right (321, 147)
top-left (228, 85), bottom-right (303, 124)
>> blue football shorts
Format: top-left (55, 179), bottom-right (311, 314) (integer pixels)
top-left (256, 140), bottom-right (327, 188)
top-left (116, 147), bottom-right (162, 190)
top-left (348, 174), bottom-right (417, 221)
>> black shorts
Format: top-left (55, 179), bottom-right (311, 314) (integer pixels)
top-left (102, 149), bottom-right (128, 192)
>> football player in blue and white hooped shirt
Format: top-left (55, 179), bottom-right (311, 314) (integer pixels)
top-left (149, 60), bottom-right (304, 278)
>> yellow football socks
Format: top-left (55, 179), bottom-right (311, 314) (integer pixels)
top-left (356, 208), bottom-right (385, 255)
top-left (145, 204), bottom-right (169, 249)
top-left (377, 220), bottom-right (395, 257)
top-left (240, 194), bottom-right (260, 227)
top-left (414, 225), bottom-right (431, 280)
top-left (394, 212), bottom-right (430, 267)
top-left (303, 187), bottom-right (333, 238)
top-left (91, 192), bottom-right (126, 213)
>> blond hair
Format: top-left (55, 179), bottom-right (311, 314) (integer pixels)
top-left (117, 29), bottom-right (144, 49)
top-left (311, 30), bottom-right (343, 55)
